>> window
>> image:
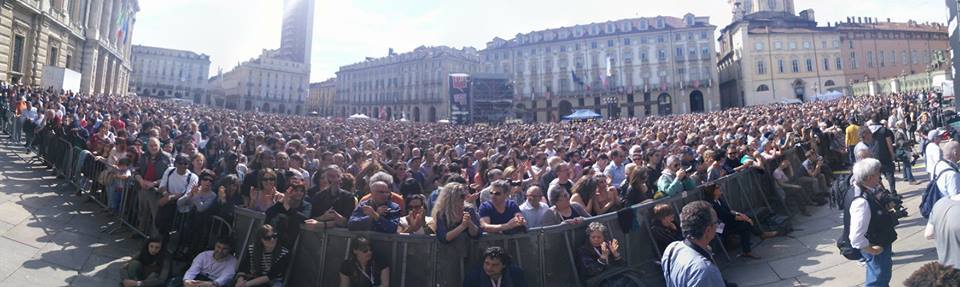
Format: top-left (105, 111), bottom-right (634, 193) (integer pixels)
top-left (788, 42), bottom-right (797, 50)
top-left (675, 47), bottom-right (684, 61)
top-left (757, 84), bottom-right (770, 91)
top-left (701, 47), bottom-right (709, 59)
top-left (49, 47), bottom-right (58, 66)
top-left (833, 40), bottom-right (839, 48)
top-left (591, 41), bottom-right (598, 49)
top-left (901, 51), bottom-right (907, 65)
top-left (689, 48), bottom-right (697, 60)
top-left (803, 42), bottom-right (811, 49)
top-left (757, 60), bottom-right (766, 74)
top-left (890, 50), bottom-right (896, 66)
top-left (658, 50), bottom-right (667, 61)
top-left (12, 35), bottom-right (25, 73)
top-left (823, 58), bottom-right (830, 71)
top-left (607, 39), bottom-right (614, 47)
top-left (835, 57), bottom-right (843, 69)
top-left (805, 59), bottom-right (813, 72)
top-left (867, 51), bottom-right (874, 67)
top-left (824, 80), bottom-right (835, 86)
top-left (768, 0), bottom-right (777, 9)
top-left (755, 42), bottom-right (764, 51)
top-left (65, 54), bottom-right (71, 69)
top-left (821, 41), bottom-right (827, 49)
top-left (792, 59), bottom-right (800, 73)
top-left (657, 35), bottom-right (665, 43)
top-left (623, 38), bottom-right (631, 45)
top-left (850, 52), bottom-right (858, 69)
top-left (778, 59), bottom-right (785, 73)
top-left (774, 41), bottom-right (783, 49)
top-left (700, 31), bottom-right (708, 39)
top-left (878, 51), bottom-right (884, 67)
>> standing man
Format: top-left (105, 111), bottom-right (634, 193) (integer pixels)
top-left (661, 201), bottom-right (727, 286)
top-left (925, 129), bottom-right (945, 180)
top-left (846, 118), bottom-right (861, 165)
top-left (135, 137), bottom-right (173, 238)
top-left (604, 150), bottom-right (627, 187)
top-left (924, 185), bottom-right (960, 269)
top-left (849, 158), bottom-right (898, 286)
top-left (868, 116), bottom-right (897, 195)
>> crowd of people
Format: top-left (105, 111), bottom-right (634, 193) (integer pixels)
top-left (0, 80), bottom-right (954, 286)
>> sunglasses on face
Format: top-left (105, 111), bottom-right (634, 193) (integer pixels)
top-left (262, 234), bottom-right (279, 240)
top-left (262, 177), bottom-right (276, 182)
top-left (491, 192), bottom-right (504, 196)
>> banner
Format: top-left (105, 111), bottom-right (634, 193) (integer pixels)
top-left (449, 73), bottom-right (470, 124)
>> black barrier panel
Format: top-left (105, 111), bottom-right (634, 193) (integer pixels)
top-left (467, 232), bottom-right (544, 286)
top-left (231, 208), bottom-right (265, 264)
top-left (538, 224), bottom-right (582, 287)
top-left (287, 229), bottom-right (325, 286)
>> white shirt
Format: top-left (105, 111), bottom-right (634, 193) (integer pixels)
top-left (519, 201), bottom-right (551, 228)
top-left (848, 185), bottom-right (878, 249)
top-left (927, 142), bottom-right (942, 179)
top-left (934, 160), bottom-right (960, 197)
top-left (159, 167), bottom-right (198, 196)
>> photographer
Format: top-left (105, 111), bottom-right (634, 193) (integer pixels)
top-left (849, 158), bottom-right (898, 286)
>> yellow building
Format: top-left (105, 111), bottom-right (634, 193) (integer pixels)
top-left (0, 0), bottom-right (138, 95)
top-left (308, 77), bottom-right (335, 116)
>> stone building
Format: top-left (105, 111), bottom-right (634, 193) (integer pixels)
top-left (480, 14), bottom-right (721, 122)
top-left (334, 46), bottom-right (481, 122)
top-left (718, 0), bottom-right (948, 107)
top-left (308, 77), bottom-right (335, 116)
top-left (129, 45), bottom-right (209, 103)
top-left (208, 0), bottom-right (313, 114)
top-left (0, 0), bottom-right (138, 95)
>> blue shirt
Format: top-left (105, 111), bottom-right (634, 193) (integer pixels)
top-left (346, 199), bottom-right (400, 233)
top-left (604, 161), bottom-right (627, 187)
top-left (661, 241), bottom-right (725, 287)
top-left (479, 200), bottom-right (524, 234)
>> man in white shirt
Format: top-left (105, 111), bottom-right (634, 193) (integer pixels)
top-left (155, 154), bottom-right (198, 238)
top-left (848, 158), bottom-right (898, 286)
top-left (519, 186), bottom-right (551, 228)
top-left (926, 129), bottom-right (945, 180)
top-left (932, 141), bottom-right (960, 198)
top-left (179, 238), bottom-right (237, 287)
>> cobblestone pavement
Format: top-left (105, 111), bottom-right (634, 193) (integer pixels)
top-left (721, 165), bottom-right (937, 287)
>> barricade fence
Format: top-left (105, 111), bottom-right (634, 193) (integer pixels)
top-left (2, 114), bottom-right (799, 287)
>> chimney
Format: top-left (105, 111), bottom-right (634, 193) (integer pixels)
top-left (857, 17), bottom-right (862, 23)
top-left (887, 18), bottom-right (891, 23)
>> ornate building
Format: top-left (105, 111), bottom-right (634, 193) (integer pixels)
top-left (308, 77), bottom-right (335, 116)
top-left (129, 45), bottom-right (209, 103)
top-left (334, 46), bottom-right (481, 122)
top-left (208, 0), bottom-right (313, 114)
top-left (0, 0), bottom-right (138, 95)
top-left (718, 0), bottom-right (948, 107)
top-left (480, 14), bottom-right (721, 122)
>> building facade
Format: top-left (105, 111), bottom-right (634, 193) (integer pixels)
top-left (307, 77), bottom-right (335, 115)
top-left (718, 0), bottom-right (949, 107)
top-left (0, 0), bottom-right (138, 95)
top-left (208, 0), bottom-right (313, 114)
top-left (334, 46), bottom-right (481, 122)
top-left (129, 45), bottom-right (209, 103)
top-left (480, 14), bottom-right (721, 122)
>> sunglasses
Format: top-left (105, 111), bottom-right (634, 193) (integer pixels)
top-left (262, 234), bottom-right (279, 240)
top-left (262, 177), bottom-right (277, 182)
top-left (491, 192), bottom-right (504, 196)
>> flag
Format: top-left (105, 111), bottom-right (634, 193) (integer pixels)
top-left (694, 80), bottom-right (701, 88)
top-left (571, 71), bottom-right (583, 85)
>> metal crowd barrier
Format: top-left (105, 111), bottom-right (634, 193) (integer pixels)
top-left (223, 150), bottom-right (798, 287)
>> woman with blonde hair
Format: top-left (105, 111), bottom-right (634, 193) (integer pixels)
top-left (431, 183), bottom-right (481, 243)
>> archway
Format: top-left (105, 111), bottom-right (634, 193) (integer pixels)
top-left (657, 93), bottom-right (672, 116)
top-left (757, 85), bottom-right (770, 92)
top-left (793, 79), bottom-right (806, 101)
top-left (514, 103), bottom-right (527, 120)
top-left (558, 100), bottom-right (573, 118)
top-left (158, 90), bottom-right (166, 97)
top-left (262, 102), bottom-right (271, 113)
top-left (244, 100), bottom-right (252, 111)
top-left (361, 107), bottom-right (368, 116)
top-left (295, 106), bottom-right (302, 115)
top-left (689, 90), bottom-right (704, 113)
top-left (279, 104), bottom-right (287, 114)
top-left (428, 106), bottom-right (438, 122)
top-left (413, 107), bottom-right (421, 122)
top-left (385, 107), bottom-right (393, 120)
top-left (824, 80), bottom-right (835, 87)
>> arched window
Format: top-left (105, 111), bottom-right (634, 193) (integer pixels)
top-left (824, 80), bottom-right (836, 87)
top-left (757, 84), bottom-right (770, 92)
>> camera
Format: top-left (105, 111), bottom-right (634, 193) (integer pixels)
top-left (878, 190), bottom-right (908, 224)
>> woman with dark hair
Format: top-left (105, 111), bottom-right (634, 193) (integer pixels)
top-left (339, 237), bottom-right (391, 287)
top-left (399, 177), bottom-right (423, 198)
top-left (217, 174), bottom-right (245, 221)
top-left (620, 166), bottom-right (652, 206)
top-left (121, 237), bottom-right (170, 287)
top-left (649, 203), bottom-right (682, 255)
top-left (236, 224), bottom-right (290, 287)
top-left (577, 222), bottom-right (629, 286)
top-left (399, 194), bottom-right (430, 235)
top-left (248, 168), bottom-right (283, 213)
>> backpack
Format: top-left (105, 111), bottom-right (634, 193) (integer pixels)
top-left (837, 191), bottom-right (865, 261)
top-left (920, 161), bottom-right (955, 218)
top-left (829, 174), bottom-right (853, 210)
top-left (164, 168), bottom-right (196, 193)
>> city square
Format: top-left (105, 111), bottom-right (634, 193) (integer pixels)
top-left (0, 0), bottom-right (958, 286)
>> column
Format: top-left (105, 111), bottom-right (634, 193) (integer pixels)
top-left (79, 42), bottom-right (99, 94)
top-left (85, 0), bottom-right (103, 39)
top-left (108, 0), bottom-right (121, 46)
top-left (99, 0), bottom-right (113, 40)
top-left (93, 52), bottom-right (105, 94)
top-left (103, 57), bottom-right (115, 95)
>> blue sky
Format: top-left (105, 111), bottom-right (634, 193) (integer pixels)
top-left (133, 0), bottom-right (948, 83)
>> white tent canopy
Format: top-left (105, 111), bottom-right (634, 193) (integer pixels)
top-left (347, 114), bottom-right (371, 120)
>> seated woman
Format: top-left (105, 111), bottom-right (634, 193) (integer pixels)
top-left (339, 236), bottom-right (390, 287)
top-left (703, 184), bottom-right (778, 259)
top-left (236, 224), bottom-right (291, 287)
top-left (121, 237), bottom-right (170, 287)
top-left (649, 203), bottom-right (682, 255)
top-left (577, 222), bottom-right (632, 287)
top-left (431, 182), bottom-right (482, 243)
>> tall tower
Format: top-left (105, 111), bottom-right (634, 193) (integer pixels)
top-left (279, 0), bottom-right (315, 65)
top-left (747, 0), bottom-right (795, 15)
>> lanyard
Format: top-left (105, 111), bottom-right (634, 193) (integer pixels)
top-left (357, 262), bottom-right (374, 285)
top-left (490, 276), bottom-right (501, 287)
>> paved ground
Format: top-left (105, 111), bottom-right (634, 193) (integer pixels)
top-left (721, 164), bottom-right (938, 286)
top-left (0, 135), bottom-right (139, 286)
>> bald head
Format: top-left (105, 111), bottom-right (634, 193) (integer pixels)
top-left (943, 141), bottom-right (960, 162)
